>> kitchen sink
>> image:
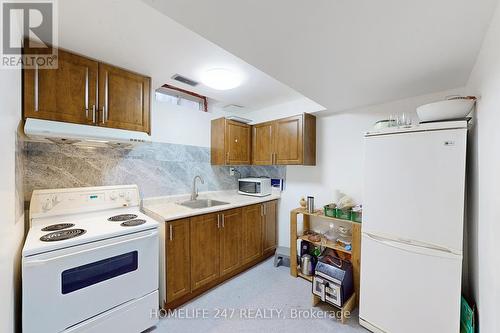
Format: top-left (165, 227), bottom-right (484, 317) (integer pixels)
top-left (178, 199), bottom-right (230, 209)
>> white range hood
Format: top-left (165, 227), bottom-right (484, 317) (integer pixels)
top-left (24, 118), bottom-right (151, 147)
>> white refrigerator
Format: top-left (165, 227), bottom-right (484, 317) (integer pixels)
top-left (359, 121), bottom-right (468, 333)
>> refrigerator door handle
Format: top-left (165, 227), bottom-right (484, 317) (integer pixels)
top-left (364, 232), bottom-right (461, 259)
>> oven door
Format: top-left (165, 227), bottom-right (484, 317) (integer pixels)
top-left (22, 229), bottom-right (158, 333)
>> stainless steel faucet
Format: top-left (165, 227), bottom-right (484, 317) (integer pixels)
top-left (190, 175), bottom-right (205, 201)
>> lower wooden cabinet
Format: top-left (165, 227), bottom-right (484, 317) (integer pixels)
top-left (219, 209), bottom-right (242, 276)
top-left (242, 204), bottom-right (263, 264)
top-left (164, 200), bottom-right (278, 308)
top-left (190, 213), bottom-right (220, 290)
top-left (165, 219), bottom-right (191, 303)
top-left (263, 200), bottom-right (278, 254)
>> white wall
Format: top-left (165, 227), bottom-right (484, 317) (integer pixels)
top-left (277, 87), bottom-right (464, 248)
top-left (464, 1), bottom-right (500, 331)
top-left (151, 100), bottom-right (228, 147)
top-left (0, 60), bottom-right (24, 333)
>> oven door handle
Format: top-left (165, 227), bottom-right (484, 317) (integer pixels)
top-left (24, 230), bottom-right (158, 266)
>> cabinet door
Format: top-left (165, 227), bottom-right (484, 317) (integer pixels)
top-left (220, 209), bottom-right (242, 276)
top-left (24, 49), bottom-right (98, 124)
top-left (274, 115), bottom-right (304, 165)
top-left (166, 219), bottom-right (190, 303)
top-left (98, 63), bottom-right (150, 133)
top-left (252, 122), bottom-right (274, 165)
top-left (225, 120), bottom-right (251, 164)
top-left (242, 204), bottom-right (263, 264)
top-left (190, 213), bottom-right (220, 290)
top-left (263, 200), bottom-right (278, 254)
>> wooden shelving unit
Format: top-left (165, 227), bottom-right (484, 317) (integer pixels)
top-left (312, 292), bottom-right (357, 324)
top-left (290, 208), bottom-right (361, 323)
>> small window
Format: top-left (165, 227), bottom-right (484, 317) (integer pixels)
top-left (156, 84), bottom-right (208, 112)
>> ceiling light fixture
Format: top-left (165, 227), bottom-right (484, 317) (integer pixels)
top-left (201, 68), bottom-right (243, 90)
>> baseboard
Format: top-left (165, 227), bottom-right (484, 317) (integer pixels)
top-left (359, 317), bottom-right (386, 333)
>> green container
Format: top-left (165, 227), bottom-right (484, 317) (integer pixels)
top-left (460, 296), bottom-right (475, 333)
top-left (335, 208), bottom-right (352, 220)
top-left (324, 205), bottom-right (336, 218)
top-left (351, 210), bottom-right (362, 223)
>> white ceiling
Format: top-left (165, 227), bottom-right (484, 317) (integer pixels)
top-left (143, 0), bottom-right (498, 113)
top-left (57, 0), bottom-right (309, 113)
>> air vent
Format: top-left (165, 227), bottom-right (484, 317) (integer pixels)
top-left (171, 74), bottom-right (199, 87)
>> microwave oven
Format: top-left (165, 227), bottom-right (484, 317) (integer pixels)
top-left (238, 178), bottom-right (272, 197)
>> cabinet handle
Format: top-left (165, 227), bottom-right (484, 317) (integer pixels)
top-left (261, 204), bottom-right (264, 216)
top-left (217, 214), bottom-right (220, 229)
top-left (222, 214), bottom-right (225, 228)
top-left (34, 63), bottom-right (39, 112)
top-left (91, 104), bottom-right (96, 124)
top-left (85, 67), bottom-right (89, 118)
top-left (169, 224), bottom-right (173, 241)
top-left (264, 203), bottom-right (267, 215)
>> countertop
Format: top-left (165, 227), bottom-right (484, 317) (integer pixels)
top-left (142, 190), bottom-right (281, 222)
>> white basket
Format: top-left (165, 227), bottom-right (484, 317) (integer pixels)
top-left (416, 99), bottom-right (475, 122)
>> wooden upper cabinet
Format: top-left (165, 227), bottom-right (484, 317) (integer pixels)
top-left (250, 113), bottom-right (316, 166)
top-left (23, 47), bottom-right (151, 134)
top-left (190, 213), bottom-right (220, 290)
top-left (242, 204), bottom-right (263, 264)
top-left (211, 118), bottom-right (251, 165)
top-left (262, 200), bottom-right (278, 254)
top-left (274, 115), bottom-right (303, 165)
top-left (219, 209), bottom-right (242, 276)
top-left (166, 219), bottom-right (190, 303)
top-left (252, 122), bottom-right (274, 165)
top-left (98, 63), bottom-right (150, 133)
top-left (24, 49), bottom-right (98, 125)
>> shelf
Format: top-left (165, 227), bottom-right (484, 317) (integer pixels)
top-left (297, 268), bottom-right (313, 282)
top-left (292, 208), bottom-right (361, 225)
top-left (312, 292), bottom-right (357, 324)
top-left (298, 234), bottom-right (352, 255)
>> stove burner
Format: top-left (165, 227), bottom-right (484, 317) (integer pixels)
top-left (120, 219), bottom-right (146, 227)
top-left (41, 223), bottom-right (75, 232)
top-left (40, 229), bottom-right (86, 242)
top-left (107, 214), bottom-right (138, 222)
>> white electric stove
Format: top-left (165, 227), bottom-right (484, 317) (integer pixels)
top-left (22, 185), bottom-right (159, 333)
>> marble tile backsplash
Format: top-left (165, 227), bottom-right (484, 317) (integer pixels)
top-left (23, 141), bottom-right (286, 201)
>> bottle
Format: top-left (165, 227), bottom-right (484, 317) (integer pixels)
top-left (307, 196), bottom-right (315, 213)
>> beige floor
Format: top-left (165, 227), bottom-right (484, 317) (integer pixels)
top-left (153, 258), bottom-right (367, 333)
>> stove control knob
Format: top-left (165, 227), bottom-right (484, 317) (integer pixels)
top-left (42, 198), bottom-right (53, 211)
top-left (110, 192), bottom-right (118, 201)
top-left (125, 192), bottom-right (132, 202)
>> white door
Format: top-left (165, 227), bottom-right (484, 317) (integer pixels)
top-left (363, 128), bottom-right (467, 253)
top-left (22, 229), bottom-right (159, 333)
top-left (359, 233), bottom-right (462, 333)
